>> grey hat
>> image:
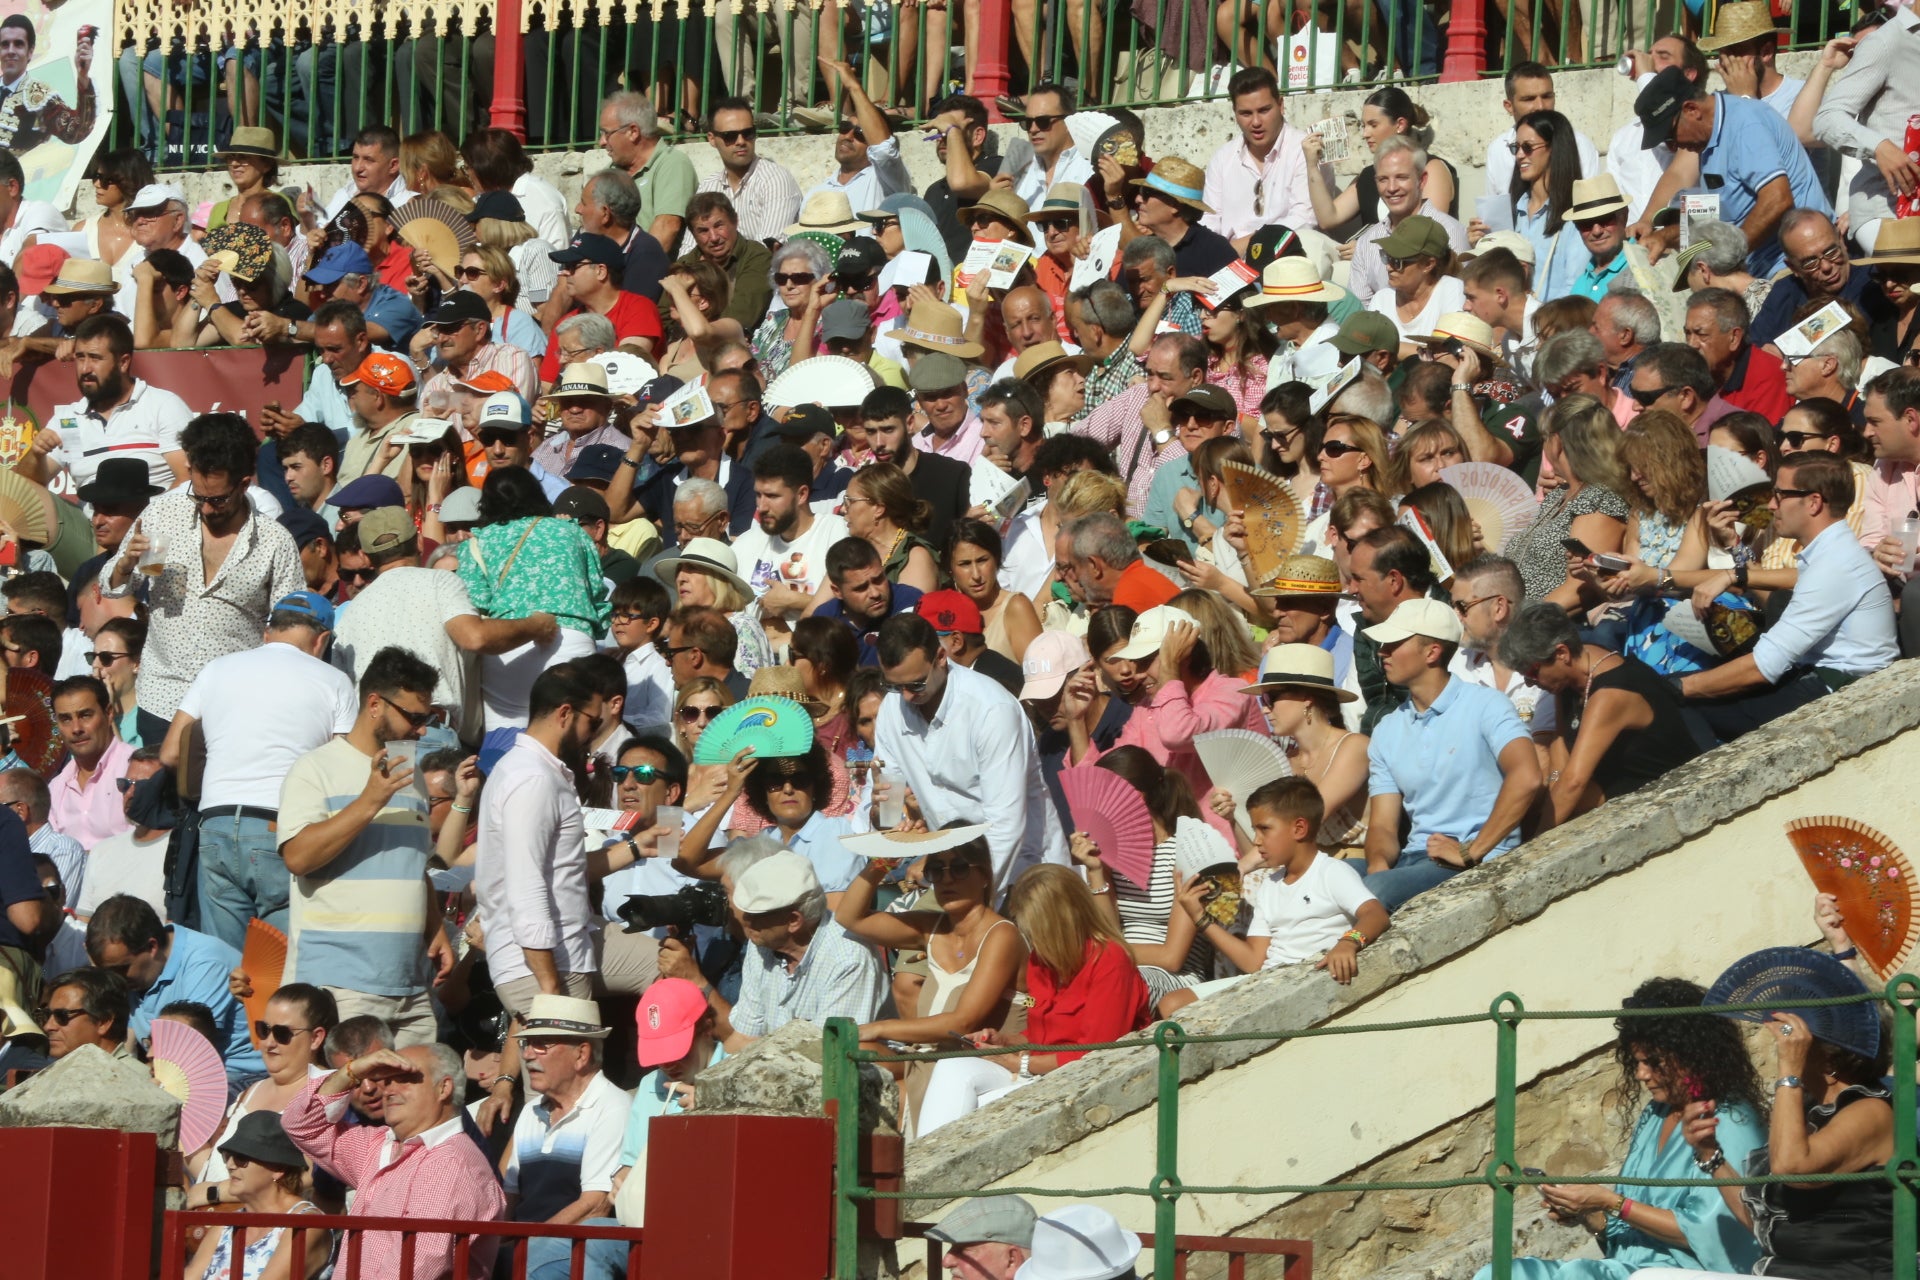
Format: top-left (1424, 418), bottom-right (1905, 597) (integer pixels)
top-left (908, 351), bottom-right (969, 394)
top-left (820, 298), bottom-right (872, 343)
top-left (218, 1109), bottom-right (307, 1171)
top-left (925, 1195), bottom-right (1038, 1248)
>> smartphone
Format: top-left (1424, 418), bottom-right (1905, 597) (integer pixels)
top-left (1561, 537), bottom-right (1594, 557)
top-left (1592, 552), bottom-right (1632, 573)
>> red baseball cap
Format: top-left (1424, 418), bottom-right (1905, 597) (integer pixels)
top-left (339, 352), bottom-right (417, 397)
top-left (635, 977), bottom-right (709, 1068)
top-left (916, 588), bottom-right (984, 636)
top-left (15, 244), bottom-right (67, 297)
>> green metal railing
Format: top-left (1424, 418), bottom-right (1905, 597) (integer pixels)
top-left (823, 977), bottom-right (1920, 1280)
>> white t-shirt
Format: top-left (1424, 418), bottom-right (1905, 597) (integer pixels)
top-left (332, 567), bottom-right (480, 733)
top-left (1248, 852), bottom-right (1377, 968)
top-left (1367, 276), bottom-right (1467, 345)
top-left (74, 830), bottom-right (171, 921)
top-left (730, 511), bottom-right (850, 623)
top-left (999, 502), bottom-right (1052, 600)
top-left (178, 641), bottom-right (359, 810)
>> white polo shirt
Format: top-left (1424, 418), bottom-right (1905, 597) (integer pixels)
top-left (46, 377), bottom-right (191, 495)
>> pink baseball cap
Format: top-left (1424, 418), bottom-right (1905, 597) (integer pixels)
top-left (635, 977), bottom-right (708, 1068)
top-left (1018, 629), bottom-right (1090, 702)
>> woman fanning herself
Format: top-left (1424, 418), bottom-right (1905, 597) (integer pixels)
top-left (677, 745), bottom-right (862, 892)
top-left (188, 984), bottom-right (337, 1201)
top-left (914, 864), bottom-right (1150, 1136)
top-left (1225, 645), bottom-right (1368, 857)
top-left (1478, 976), bottom-right (1767, 1280)
top-left (1257, 382), bottom-right (1327, 518)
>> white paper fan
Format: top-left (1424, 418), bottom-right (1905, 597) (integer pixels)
top-left (764, 355), bottom-right (875, 410)
top-left (1438, 461), bottom-right (1541, 553)
top-left (1065, 111), bottom-right (1121, 161)
top-left (1193, 729), bottom-right (1292, 837)
top-left (1173, 815), bottom-right (1237, 879)
top-left (970, 457), bottom-right (1019, 509)
top-left (593, 350), bottom-right (657, 397)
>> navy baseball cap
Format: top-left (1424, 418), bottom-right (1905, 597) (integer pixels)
top-left (636, 375), bottom-right (685, 409)
top-left (272, 590), bottom-right (336, 630)
top-left (330, 474), bottom-right (406, 511)
top-left (278, 506), bottom-right (331, 549)
top-left (550, 233), bottom-right (625, 273)
top-left (567, 444), bottom-right (626, 486)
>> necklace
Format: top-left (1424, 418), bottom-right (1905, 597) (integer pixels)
top-left (881, 527), bottom-right (906, 564)
top-left (1583, 649), bottom-right (1620, 704)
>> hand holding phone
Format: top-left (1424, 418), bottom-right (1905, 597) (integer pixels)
top-left (1592, 552), bottom-right (1632, 573)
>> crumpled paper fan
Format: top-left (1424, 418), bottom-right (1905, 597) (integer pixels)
top-left (1220, 462), bottom-right (1304, 587)
top-left (1193, 729), bottom-right (1292, 836)
top-left (241, 918), bottom-right (288, 1052)
top-left (1438, 462), bottom-right (1540, 554)
top-left (691, 696), bottom-right (817, 764)
top-left (1173, 815), bottom-right (1236, 879)
top-left (764, 355), bottom-right (875, 410)
top-left (593, 350), bottom-right (657, 397)
top-left (1786, 816), bottom-right (1918, 982)
top-left (1059, 765), bottom-right (1156, 889)
top-left (150, 1019), bottom-right (229, 1154)
top-left (1066, 111), bottom-right (1121, 161)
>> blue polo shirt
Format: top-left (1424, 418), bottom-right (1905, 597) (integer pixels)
top-left (1570, 250), bottom-right (1631, 302)
top-left (1695, 92), bottom-right (1831, 278)
top-left (815, 586), bottom-right (925, 665)
top-left (1514, 198), bottom-right (1588, 302)
top-left (128, 925), bottom-right (266, 1086)
top-left (363, 283), bottom-right (424, 351)
top-left (1367, 677), bottom-right (1530, 859)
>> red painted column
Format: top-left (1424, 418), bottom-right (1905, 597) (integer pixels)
top-left (490, 0), bottom-right (529, 138)
top-left (1442, 0), bottom-right (1487, 82)
top-left (971, 0), bottom-right (1013, 122)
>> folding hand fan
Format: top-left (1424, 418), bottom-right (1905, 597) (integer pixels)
top-left (1193, 729), bottom-right (1292, 836)
top-left (1065, 111), bottom-right (1121, 160)
top-left (970, 457), bottom-right (1020, 510)
top-left (1172, 815), bottom-right (1236, 879)
top-left (1438, 462), bottom-right (1541, 554)
top-left (593, 350), bottom-right (658, 398)
top-left (1220, 462), bottom-right (1305, 587)
top-left (1785, 816), bottom-right (1918, 982)
top-left (149, 1019), bottom-right (229, 1154)
top-left (691, 696), bottom-right (817, 764)
top-left (241, 919), bottom-right (288, 1053)
top-left (4, 667), bottom-right (64, 775)
top-left (764, 355), bottom-right (874, 410)
top-left (1059, 766), bottom-right (1156, 889)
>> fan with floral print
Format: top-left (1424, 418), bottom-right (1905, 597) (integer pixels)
top-left (1785, 816), bottom-right (1918, 982)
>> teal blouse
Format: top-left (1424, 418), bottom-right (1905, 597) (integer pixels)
top-left (456, 515), bottom-right (611, 640)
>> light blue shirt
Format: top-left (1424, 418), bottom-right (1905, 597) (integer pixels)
top-left (1514, 197), bottom-right (1588, 303)
top-left (1141, 454), bottom-right (1222, 553)
top-left (1319, 623), bottom-right (1355, 689)
top-left (1696, 92), bottom-right (1832, 278)
top-left (1367, 677), bottom-right (1530, 859)
top-left (1752, 521), bottom-right (1898, 683)
top-left (363, 283), bottom-right (423, 351)
top-left (615, 1042), bottom-right (727, 1168)
top-left (129, 924), bottom-right (266, 1086)
top-left (529, 460), bottom-right (570, 501)
top-left (294, 362), bottom-right (356, 439)
top-left (782, 811), bottom-right (864, 892)
top-left (493, 309), bottom-right (549, 359)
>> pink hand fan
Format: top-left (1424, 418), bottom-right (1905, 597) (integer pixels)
top-left (149, 1018), bottom-right (229, 1154)
top-left (1060, 765), bottom-right (1157, 889)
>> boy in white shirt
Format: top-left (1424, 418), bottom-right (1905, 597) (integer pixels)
top-left (608, 576), bottom-right (675, 732)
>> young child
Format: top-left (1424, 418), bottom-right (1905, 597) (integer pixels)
top-left (1174, 776), bottom-right (1388, 989)
top-left (609, 575), bottom-right (674, 731)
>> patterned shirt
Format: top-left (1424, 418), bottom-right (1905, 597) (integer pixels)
top-left (731, 915), bottom-right (886, 1038)
top-left (1081, 344), bottom-right (1145, 419)
top-left (692, 158), bottom-right (804, 247)
top-left (456, 515), bottom-right (611, 639)
top-left (531, 421), bottom-right (633, 480)
top-left (1074, 381), bottom-right (1185, 519)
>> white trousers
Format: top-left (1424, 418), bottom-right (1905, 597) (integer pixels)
top-left (916, 1055), bottom-right (1020, 1136)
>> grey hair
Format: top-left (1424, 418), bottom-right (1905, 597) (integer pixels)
top-left (557, 311), bottom-right (617, 351)
top-left (675, 477), bottom-right (728, 519)
top-left (1329, 367), bottom-right (1395, 426)
top-left (1373, 133), bottom-right (1430, 173)
top-left (1686, 286), bottom-right (1750, 334)
top-left (1066, 511), bottom-right (1139, 568)
top-left (1120, 235), bottom-right (1176, 273)
top-left (718, 834), bottom-right (786, 885)
top-left (1778, 206), bottom-right (1836, 248)
top-left (1600, 290), bottom-right (1662, 345)
top-left (1533, 330), bottom-right (1607, 388)
top-left (421, 1041), bottom-right (466, 1090)
top-left (1498, 600), bottom-right (1583, 671)
top-left (602, 90), bottom-right (664, 140)
top-left (338, 272), bottom-right (370, 291)
top-left (1070, 278), bottom-right (1137, 337)
top-left (1454, 553), bottom-right (1525, 607)
top-left (584, 169), bottom-right (643, 231)
top-left (795, 887), bottom-right (828, 928)
top-left (0, 766), bottom-right (48, 823)
top-left (1810, 327), bottom-right (1864, 388)
top-left (770, 238), bottom-right (833, 292)
top-left (1689, 220), bottom-right (1751, 276)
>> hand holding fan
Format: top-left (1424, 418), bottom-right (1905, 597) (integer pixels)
top-left (241, 918), bottom-right (287, 1053)
top-left (1220, 462), bottom-right (1304, 588)
top-left (1438, 462), bottom-right (1540, 554)
top-left (1193, 729), bottom-right (1292, 836)
top-left (1785, 816), bottom-right (1918, 982)
top-left (149, 1019), bottom-right (229, 1154)
top-left (1059, 765), bottom-right (1156, 889)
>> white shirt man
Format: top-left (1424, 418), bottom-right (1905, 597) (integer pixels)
top-left (730, 488), bottom-right (849, 628)
top-left (47, 377), bottom-right (192, 495)
top-left (332, 564), bottom-right (487, 735)
top-left (475, 733), bottom-right (596, 1004)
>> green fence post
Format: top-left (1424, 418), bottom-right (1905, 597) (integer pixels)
top-left (1489, 994), bottom-right (1525, 1280)
top-left (1890, 977), bottom-right (1919, 1280)
top-left (1153, 1023), bottom-right (1185, 1279)
top-left (822, 1017), bottom-right (862, 1280)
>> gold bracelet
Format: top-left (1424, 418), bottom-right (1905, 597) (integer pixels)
top-left (343, 1063), bottom-right (359, 1088)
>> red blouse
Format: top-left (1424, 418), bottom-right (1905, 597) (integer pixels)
top-left (1027, 939), bottom-right (1152, 1064)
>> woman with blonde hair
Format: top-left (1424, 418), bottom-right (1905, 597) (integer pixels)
top-left (671, 676), bottom-right (737, 812)
top-left (400, 130), bottom-right (471, 208)
top-left (1504, 395), bottom-right (1630, 609)
top-left (659, 546), bottom-right (774, 678)
top-left (459, 244), bottom-right (546, 357)
top-left (473, 190), bottom-right (557, 308)
top-left (1300, 413), bottom-right (1391, 552)
top-left (842, 463), bottom-right (937, 592)
top-left (1170, 587), bottom-right (1262, 682)
top-left (1387, 418), bottom-right (1468, 496)
top-left (915, 863), bottom-right (1150, 1135)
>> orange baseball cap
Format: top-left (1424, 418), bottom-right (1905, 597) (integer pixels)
top-left (339, 352), bottom-right (418, 397)
top-left (455, 369), bottom-right (517, 394)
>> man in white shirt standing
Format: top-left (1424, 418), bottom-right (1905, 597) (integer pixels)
top-left (1484, 62), bottom-right (1601, 198)
top-left (162, 590), bottom-right (358, 952)
top-left (1010, 84), bottom-right (1093, 209)
top-left (1202, 66), bottom-right (1319, 250)
top-left (731, 444), bottom-right (848, 628)
top-left (872, 613), bottom-right (1068, 895)
top-left (800, 59), bottom-right (912, 212)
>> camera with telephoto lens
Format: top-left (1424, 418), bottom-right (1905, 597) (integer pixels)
top-left (617, 883), bottom-right (731, 933)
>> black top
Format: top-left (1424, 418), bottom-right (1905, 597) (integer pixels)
top-left (620, 227), bottom-right (668, 302)
top-left (1562, 653), bottom-right (1702, 800)
top-left (970, 647), bottom-right (1025, 697)
top-left (1744, 1084), bottom-right (1894, 1280)
top-left (1350, 155), bottom-right (1460, 223)
top-left (1168, 221), bottom-right (1240, 277)
top-left (927, 156), bottom-right (1006, 261)
top-left (904, 449), bottom-right (973, 554)
top-left (0, 808), bottom-right (38, 949)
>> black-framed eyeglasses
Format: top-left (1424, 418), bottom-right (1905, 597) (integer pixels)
top-left (713, 127), bottom-right (757, 144)
top-left (36, 1006), bottom-right (86, 1026)
top-left (657, 640), bottom-right (698, 659)
top-left (676, 704), bottom-right (723, 723)
top-left (1770, 487), bottom-right (1815, 503)
top-left (1779, 430), bottom-right (1835, 449)
top-left (925, 856), bottom-right (977, 880)
top-left (340, 565), bottom-right (377, 583)
top-left (1319, 440), bottom-right (1366, 458)
top-left (1626, 384), bottom-right (1670, 407)
top-left (610, 610), bottom-right (650, 624)
top-left (774, 271), bottom-right (816, 287)
top-left (610, 764), bottom-right (663, 783)
top-left (252, 1020), bottom-right (313, 1045)
top-left (87, 651), bottom-right (130, 666)
top-left (189, 487), bottom-right (242, 509)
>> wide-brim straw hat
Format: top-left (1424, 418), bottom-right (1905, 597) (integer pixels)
top-left (1858, 218), bottom-right (1920, 266)
top-left (884, 297), bottom-right (985, 359)
top-left (1698, 0), bottom-right (1779, 51)
top-left (513, 993), bottom-right (611, 1039)
top-left (1405, 311), bottom-right (1505, 366)
top-left (786, 191), bottom-right (863, 236)
top-left (1240, 642), bottom-right (1359, 702)
top-left (956, 188), bottom-right (1034, 229)
top-left (1565, 175), bottom-right (1630, 222)
top-left (1241, 258), bottom-right (1347, 309)
top-left (1127, 157), bottom-right (1214, 214)
top-left (218, 125), bottom-right (279, 160)
top-left (1250, 553), bottom-right (1343, 599)
top-left (747, 665), bottom-right (830, 716)
top-left (655, 537), bottom-right (756, 603)
top-left (1014, 340), bottom-right (1095, 386)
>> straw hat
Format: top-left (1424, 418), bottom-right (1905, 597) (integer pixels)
top-left (654, 537), bottom-right (756, 603)
top-left (1025, 182), bottom-right (1086, 223)
top-left (785, 191), bottom-right (863, 237)
top-left (1405, 312), bottom-right (1505, 365)
top-left (513, 994), bottom-right (611, 1039)
top-left (1239, 643), bottom-right (1358, 702)
top-left (748, 665), bottom-right (829, 716)
top-left (1858, 218), bottom-right (1920, 265)
top-left (1250, 553), bottom-right (1343, 599)
top-left (1698, 0), bottom-right (1779, 51)
top-left (884, 297), bottom-right (985, 358)
top-left (40, 258), bottom-right (117, 297)
top-left (218, 125), bottom-right (279, 160)
top-left (1241, 258), bottom-right (1347, 309)
top-left (1013, 340), bottom-right (1094, 386)
top-left (546, 361), bottom-right (614, 400)
top-left (956, 189), bottom-right (1032, 229)
top-left (1565, 175), bottom-right (1630, 222)
top-left (1127, 156), bottom-right (1214, 214)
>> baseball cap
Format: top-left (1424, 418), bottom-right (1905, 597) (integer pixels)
top-left (303, 241), bottom-right (374, 284)
top-left (330, 474), bottom-right (406, 511)
top-left (636, 375), bottom-right (686, 410)
top-left (1244, 222), bottom-right (1304, 268)
top-left (454, 368), bottom-right (519, 395)
top-left (732, 851), bottom-right (822, 913)
top-left (820, 299), bottom-right (872, 343)
top-left (635, 977), bottom-right (709, 1068)
top-left (1328, 311), bottom-right (1402, 356)
top-left (339, 352), bottom-right (417, 397)
top-left (1375, 215), bottom-right (1450, 261)
top-left (426, 290), bottom-right (491, 327)
top-left (835, 236), bottom-right (888, 280)
top-left (1113, 604), bottom-right (1196, 662)
top-left (477, 391), bottom-right (532, 431)
top-left (1361, 597), bottom-right (1464, 646)
top-left (555, 485), bottom-right (612, 524)
top-left (908, 352), bottom-right (968, 394)
top-left (926, 1196), bottom-right (1039, 1248)
top-left (127, 182), bottom-right (187, 213)
top-left (1468, 229), bottom-right (1536, 266)
top-left (550, 232), bottom-right (625, 273)
top-left (916, 588), bottom-right (984, 636)
top-left (1169, 385), bottom-right (1237, 420)
top-left (358, 505), bottom-right (419, 556)
top-left (774, 404), bottom-right (837, 442)
top-left (1018, 630), bottom-right (1090, 701)
top-left (567, 444), bottom-right (626, 486)
top-left (271, 590), bottom-right (336, 630)
top-left (471, 190), bottom-right (527, 224)
top-left (277, 506), bottom-right (330, 550)
top-left (1635, 67), bottom-right (1695, 150)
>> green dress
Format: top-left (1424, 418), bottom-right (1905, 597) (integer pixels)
top-left (882, 533), bottom-right (936, 587)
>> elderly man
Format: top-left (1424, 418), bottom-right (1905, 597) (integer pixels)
top-left (1678, 452), bottom-right (1897, 738)
top-left (630, 395), bottom-right (754, 542)
top-left (417, 291), bottom-right (537, 405)
top-left (1124, 157), bottom-right (1238, 278)
top-left (283, 1041), bottom-right (507, 1278)
top-left (1750, 209), bottom-right (1893, 348)
top-left (989, 285), bottom-right (1078, 380)
top-left (125, 183), bottom-right (205, 274)
top-left (1343, 137), bottom-right (1468, 305)
top-left (1203, 67), bottom-right (1316, 249)
top-left (299, 242), bottom-right (422, 351)
top-left (1010, 83), bottom-right (1093, 209)
top-left (1063, 511), bottom-right (1179, 614)
top-left (574, 168), bottom-right (668, 301)
top-left (1072, 332), bottom-right (1206, 520)
top-left (688, 98), bottom-right (803, 246)
top-left (907, 353), bottom-right (983, 465)
top-left (926, 1197), bottom-right (1039, 1280)
top-left (39, 966), bottom-right (131, 1059)
top-left (536, 363), bottom-right (632, 478)
top-left (539, 234), bottom-right (665, 383)
top-left (1685, 287), bottom-right (1791, 423)
top-left (1787, 328), bottom-right (1867, 423)
top-left (334, 351), bottom-right (420, 484)
top-left (597, 91), bottom-right (696, 253)
top-left (1629, 341), bottom-right (1720, 444)
top-left (1252, 553), bottom-right (1352, 683)
top-left (1564, 176), bottom-right (1645, 302)
top-left (503, 996), bottom-right (632, 1232)
top-left (1590, 290), bottom-right (1661, 384)
top-left (674, 192), bottom-right (773, 330)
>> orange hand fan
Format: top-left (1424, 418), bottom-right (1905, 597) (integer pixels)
top-left (1220, 462), bottom-right (1304, 588)
top-left (1785, 816), bottom-right (1917, 982)
top-left (241, 918), bottom-right (288, 1052)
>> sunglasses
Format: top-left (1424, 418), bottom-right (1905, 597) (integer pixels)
top-left (1771, 486), bottom-right (1815, 502)
top-left (1023, 113), bottom-right (1064, 131)
top-left (1032, 218), bottom-right (1076, 233)
top-left (1779, 430), bottom-right (1834, 449)
top-left (1383, 254), bottom-right (1428, 271)
top-left (189, 488), bottom-right (242, 509)
top-left (1452, 594), bottom-right (1501, 616)
top-left (340, 566), bottom-right (377, 583)
top-left (774, 271), bottom-right (817, 287)
top-left (887, 674), bottom-right (932, 694)
top-left (657, 640), bottom-right (698, 659)
top-left (925, 856), bottom-right (976, 880)
top-left (1319, 441), bottom-right (1367, 458)
top-left (677, 704), bottom-right (723, 723)
top-left (1507, 140), bottom-right (1546, 157)
top-left (87, 651), bottom-right (130, 665)
top-left (37, 1006), bottom-right (86, 1026)
top-left (762, 767), bottom-right (809, 791)
top-left (610, 763), bottom-right (662, 783)
top-left (252, 1020), bottom-right (313, 1045)
top-left (713, 127), bottom-right (757, 144)
top-left (837, 121), bottom-right (867, 141)
top-left (115, 777), bottom-right (134, 793)
top-left (866, 217), bottom-right (899, 232)
top-left (383, 699), bottom-right (438, 729)
top-left (1626, 384), bottom-right (1669, 407)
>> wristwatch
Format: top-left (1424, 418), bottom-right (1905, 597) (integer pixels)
top-left (1775, 1075), bottom-right (1804, 1091)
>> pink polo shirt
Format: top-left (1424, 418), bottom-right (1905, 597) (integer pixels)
top-left (1861, 459), bottom-right (1920, 579)
top-left (48, 735), bottom-right (135, 851)
top-left (918, 413), bottom-right (985, 466)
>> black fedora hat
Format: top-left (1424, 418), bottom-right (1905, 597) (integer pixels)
top-left (76, 457), bottom-right (164, 507)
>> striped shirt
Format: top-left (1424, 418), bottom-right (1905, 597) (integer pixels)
top-left (691, 158), bottom-right (804, 247)
top-left (278, 737), bottom-right (432, 998)
top-left (731, 915), bottom-right (886, 1039)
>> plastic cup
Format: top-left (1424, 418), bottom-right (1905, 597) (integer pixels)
top-left (382, 740), bottom-right (432, 806)
top-left (137, 530), bottom-right (170, 578)
top-left (656, 805), bottom-right (684, 859)
top-left (873, 768), bottom-right (905, 829)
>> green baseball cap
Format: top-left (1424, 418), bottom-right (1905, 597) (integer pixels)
top-left (1328, 312), bottom-right (1401, 356)
top-left (1376, 215), bottom-right (1449, 261)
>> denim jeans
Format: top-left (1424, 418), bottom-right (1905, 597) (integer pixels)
top-left (526, 1219), bottom-right (633, 1280)
top-left (1364, 850), bottom-right (1459, 913)
top-left (197, 812), bottom-right (289, 953)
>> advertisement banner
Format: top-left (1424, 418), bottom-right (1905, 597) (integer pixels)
top-left (1, 0), bottom-right (113, 209)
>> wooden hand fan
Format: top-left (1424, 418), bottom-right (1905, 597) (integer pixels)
top-left (1220, 462), bottom-right (1304, 588)
top-left (1060, 766), bottom-right (1157, 889)
top-left (241, 918), bottom-right (288, 1053)
top-left (150, 1019), bottom-right (230, 1154)
top-left (1785, 816), bottom-right (1917, 981)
